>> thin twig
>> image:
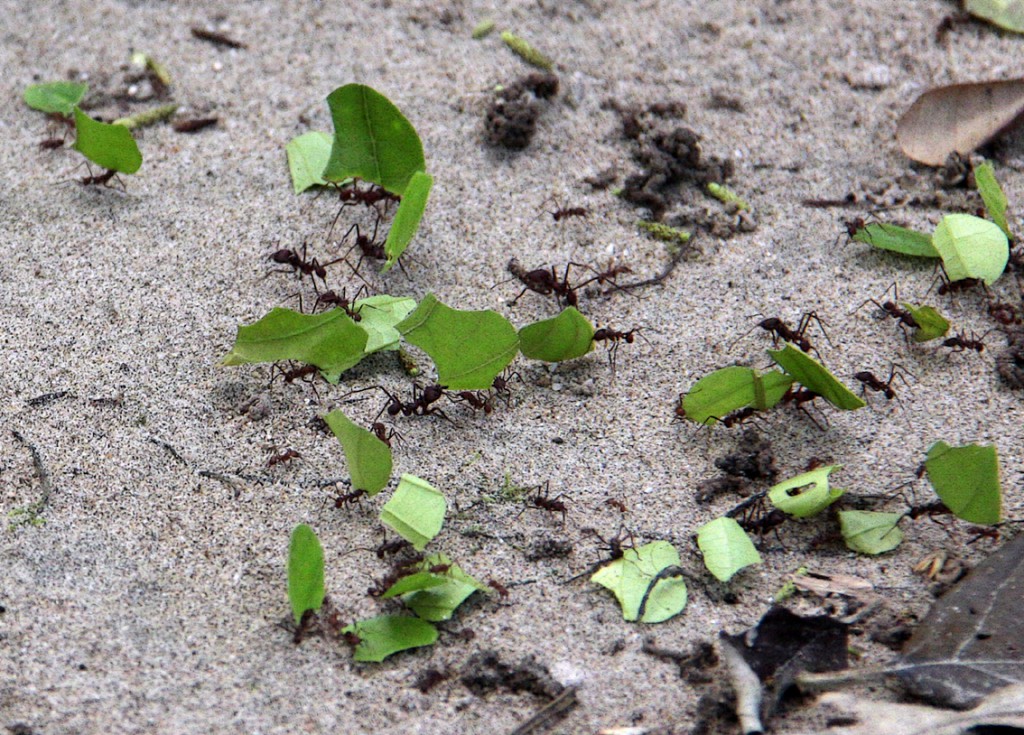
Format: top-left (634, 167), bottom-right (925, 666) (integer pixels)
top-left (148, 436), bottom-right (188, 466)
top-left (610, 237), bottom-right (691, 293)
top-left (10, 429), bottom-right (54, 524)
top-left (507, 686), bottom-right (579, 735)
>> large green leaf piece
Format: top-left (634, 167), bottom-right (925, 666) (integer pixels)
top-left (591, 541), bottom-right (688, 623)
top-left (72, 107), bottom-right (142, 174)
top-left (925, 442), bottom-right (1002, 524)
top-left (24, 81), bottom-right (88, 115)
top-left (286, 131), bottom-right (333, 193)
top-left (383, 553), bottom-right (487, 622)
top-left (838, 511), bottom-right (904, 555)
top-left (768, 465), bottom-right (844, 518)
top-left (287, 524), bottom-right (325, 625)
top-left (768, 344), bottom-right (866, 410)
top-left (518, 307), bottom-right (596, 362)
top-left (696, 517), bottom-right (762, 582)
top-left (975, 161), bottom-right (1012, 239)
top-left (220, 307), bottom-right (368, 383)
top-left (341, 615), bottom-right (438, 662)
top-left (931, 214), bottom-right (1009, 285)
top-left (379, 474), bottom-right (446, 551)
top-left (383, 171), bottom-right (432, 272)
top-left (903, 303), bottom-right (950, 343)
top-left (322, 84), bottom-right (425, 195)
top-left (396, 293), bottom-right (519, 390)
top-left (681, 366), bottom-right (793, 424)
top-left (322, 410), bottom-right (392, 495)
top-left (353, 295), bottom-right (417, 353)
top-left (853, 223), bottom-right (938, 258)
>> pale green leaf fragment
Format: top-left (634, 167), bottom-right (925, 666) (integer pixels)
top-left (931, 213), bottom-right (1009, 285)
top-left (379, 474), bottom-right (446, 551)
top-left (342, 615), bottom-right (438, 662)
top-left (696, 517), bottom-right (762, 582)
top-left (706, 182), bottom-right (750, 210)
top-left (853, 223), bottom-right (938, 258)
top-left (24, 81), bottom-right (88, 115)
top-left (286, 131), bottom-right (334, 193)
top-left (518, 307), bottom-right (596, 362)
top-left (768, 344), bottom-right (866, 410)
top-left (902, 303), bottom-right (950, 342)
top-left (287, 524), bottom-right (325, 625)
top-left (591, 541), bottom-right (688, 623)
top-left (72, 106), bottom-right (142, 174)
top-left (769, 465), bottom-right (844, 518)
top-left (391, 553), bottom-right (488, 622)
top-left (396, 293), bottom-right (519, 390)
top-left (838, 511), bottom-right (904, 555)
top-left (383, 171), bottom-right (432, 272)
top-left (975, 161), bottom-right (1012, 238)
top-left (500, 31), bottom-right (554, 70)
top-left (353, 295), bottom-right (416, 353)
top-left (113, 103), bottom-right (177, 131)
top-left (681, 366), bottom-right (793, 424)
top-left (219, 307), bottom-right (368, 383)
top-left (322, 84), bottom-right (425, 195)
top-left (925, 442), bottom-right (1002, 524)
top-left (637, 220), bottom-right (692, 245)
top-left (322, 410), bottom-right (392, 495)
top-left (472, 19), bottom-right (496, 39)
top-left (965, 0), bottom-right (1024, 33)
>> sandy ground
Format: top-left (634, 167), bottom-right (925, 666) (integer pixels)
top-left (2, 0), bottom-right (1023, 733)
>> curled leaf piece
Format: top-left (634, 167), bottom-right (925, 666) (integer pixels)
top-left (681, 366), bottom-right (793, 425)
top-left (323, 410), bottom-right (392, 495)
top-left (768, 465), bottom-right (843, 518)
top-left (902, 303), bottom-right (950, 342)
top-left (383, 171), bottom-right (432, 272)
top-left (286, 131), bottom-right (333, 193)
top-left (852, 222), bottom-right (937, 258)
top-left (975, 161), bottom-right (1012, 239)
top-left (383, 553), bottom-right (488, 622)
top-left (23, 81), bottom-right (88, 115)
top-left (72, 107), bottom-right (142, 174)
top-left (768, 345), bottom-right (866, 410)
top-left (838, 511), bottom-right (903, 555)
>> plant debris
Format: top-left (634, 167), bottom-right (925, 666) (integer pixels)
top-left (484, 73), bottom-right (560, 150)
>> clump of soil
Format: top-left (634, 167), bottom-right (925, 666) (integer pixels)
top-left (997, 329), bottom-right (1024, 390)
top-left (698, 429), bottom-right (778, 501)
top-left (460, 651), bottom-right (564, 699)
top-left (484, 72), bottom-right (560, 150)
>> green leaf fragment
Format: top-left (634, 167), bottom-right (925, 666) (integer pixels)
top-left (342, 615), bottom-right (438, 662)
top-left (353, 295), bottom-right (417, 353)
top-left (286, 131), bottom-right (334, 193)
top-left (384, 553), bottom-right (487, 622)
top-left (500, 31), bottom-right (554, 70)
top-left (472, 19), bottom-right (496, 39)
top-left (838, 511), bottom-right (904, 554)
top-left (681, 366), bottom-right (793, 424)
top-left (24, 81), bottom-right (88, 115)
top-left (925, 442), bottom-right (1002, 524)
top-left (113, 103), bottom-right (178, 131)
top-left (696, 517), bottom-right (762, 582)
top-left (591, 541), bottom-right (688, 623)
top-left (975, 161), bottom-right (1012, 239)
top-left (322, 410), bottom-right (392, 495)
top-left (72, 107), bottom-right (143, 174)
top-left (706, 182), bottom-right (750, 210)
top-left (931, 213), bottom-right (1009, 285)
top-left (322, 84), bottom-right (426, 195)
top-left (852, 222), bottom-right (938, 258)
top-left (396, 293), bottom-right (519, 390)
top-left (518, 307), bottom-right (596, 362)
top-left (965, 0), bottom-right (1024, 33)
top-left (383, 171), bottom-right (432, 272)
top-left (902, 303), bottom-right (950, 342)
top-left (287, 524), bottom-right (325, 625)
top-left (379, 474), bottom-right (446, 551)
top-left (220, 307), bottom-right (369, 383)
top-left (768, 344), bottom-right (866, 410)
top-left (637, 220), bottom-right (692, 245)
top-left (768, 465), bottom-right (844, 518)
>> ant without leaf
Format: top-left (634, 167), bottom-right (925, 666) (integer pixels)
top-left (446, 389), bottom-right (497, 415)
top-left (344, 383), bottom-right (454, 424)
top-left (269, 242), bottom-right (342, 287)
top-left (592, 326), bottom-right (642, 369)
top-left (267, 448), bottom-right (300, 467)
top-left (854, 283), bottom-right (919, 339)
top-left (854, 364), bottom-right (913, 401)
top-left (518, 482), bottom-right (569, 524)
top-left (535, 195), bottom-right (589, 224)
top-left (942, 330), bottom-right (994, 355)
top-left (733, 312), bottom-right (829, 354)
top-left (505, 259), bottom-right (631, 308)
top-left (313, 285), bottom-right (370, 319)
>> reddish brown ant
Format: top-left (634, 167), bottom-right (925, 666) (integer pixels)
top-left (374, 536), bottom-right (412, 558)
top-left (379, 383), bottom-right (453, 423)
top-left (719, 406), bottom-right (759, 428)
top-left (447, 389), bottom-right (496, 415)
top-left (367, 555), bottom-right (424, 597)
top-left (333, 488), bottom-right (368, 507)
top-left (490, 369), bottom-right (521, 408)
top-left (78, 167), bottom-right (122, 189)
top-left (370, 421), bottom-right (400, 447)
top-left (292, 608), bottom-right (318, 645)
top-left (943, 330), bottom-right (993, 354)
top-left (335, 180), bottom-right (401, 210)
top-left (854, 364), bottom-right (912, 401)
top-left (605, 498), bottom-right (628, 513)
top-left (39, 137), bottom-right (66, 151)
top-left (269, 362), bottom-right (319, 387)
top-left (518, 481), bottom-right (568, 524)
top-left (937, 276), bottom-right (985, 296)
top-left (584, 526), bottom-right (635, 561)
top-left (780, 386), bottom-right (827, 430)
top-left (313, 285), bottom-right (369, 319)
top-left (172, 117), bottom-right (219, 133)
top-left (486, 579), bottom-right (510, 598)
top-left (854, 283), bottom-right (919, 339)
top-left (726, 491), bottom-right (787, 543)
top-left (267, 448), bottom-right (300, 467)
top-left (536, 195), bottom-right (589, 223)
top-left (506, 258), bottom-right (581, 307)
top-left (733, 312), bottom-right (828, 354)
top-left (341, 629), bottom-right (362, 647)
top-left (592, 326), bottom-right (642, 369)
top-left (269, 242), bottom-right (342, 286)
top-left (966, 525), bottom-right (1001, 544)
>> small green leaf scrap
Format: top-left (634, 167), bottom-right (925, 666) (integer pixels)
top-left (323, 410), bottom-right (392, 495)
top-left (636, 220), bottom-right (692, 245)
top-left (341, 615), bottom-right (438, 662)
top-left (396, 293), bottom-right (519, 389)
top-left (286, 131), bottom-right (334, 193)
top-left (500, 31), bottom-right (554, 71)
top-left (383, 553), bottom-right (487, 622)
top-left (902, 303), bottom-right (950, 342)
top-left (852, 222), bottom-right (938, 258)
top-left (322, 84), bottom-right (426, 195)
top-left (72, 107), bottom-right (143, 174)
top-left (681, 366), bottom-right (793, 425)
top-left (287, 524), bottom-right (325, 625)
top-left (924, 441), bottom-right (1002, 524)
top-left (472, 19), bottom-right (496, 39)
top-left (931, 213), bottom-right (1009, 285)
top-left (383, 171), bottom-right (432, 272)
top-left (591, 541), bottom-right (688, 623)
top-left (113, 103), bottom-right (178, 131)
top-left (706, 182), bottom-right (750, 210)
top-left (380, 474), bottom-right (447, 551)
top-left (518, 307), bottom-right (596, 362)
top-left (975, 161), bottom-right (1012, 239)
top-left (838, 511), bottom-right (904, 555)
top-left (696, 517), bottom-right (762, 581)
top-left (768, 465), bottom-right (844, 518)
top-left (768, 344), bottom-right (866, 410)
top-left (24, 81), bottom-right (88, 115)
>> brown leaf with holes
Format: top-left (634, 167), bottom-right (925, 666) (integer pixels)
top-left (897, 79), bottom-right (1024, 165)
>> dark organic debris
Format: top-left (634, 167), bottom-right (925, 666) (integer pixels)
top-left (460, 651), bottom-right (564, 700)
top-left (484, 73), bottom-right (560, 150)
top-left (524, 535), bottom-right (574, 561)
top-left (997, 330), bottom-right (1024, 390)
top-left (698, 430), bottom-right (777, 501)
top-left (642, 638), bottom-right (718, 684)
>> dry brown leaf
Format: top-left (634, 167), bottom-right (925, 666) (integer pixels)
top-left (809, 684), bottom-right (1024, 735)
top-left (897, 79), bottom-right (1024, 166)
top-left (792, 571), bottom-right (876, 599)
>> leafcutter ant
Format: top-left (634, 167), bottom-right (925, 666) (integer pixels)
top-left (76, 166), bottom-right (123, 190)
top-left (370, 422), bottom-right (400, 448)
top-left (518, 481), bottom-right (568, 524)
top-left (375, 537), bottom-right (412, 558)
top-left (486, 579), bottom-right (509, 599)
top-left (335, 180), bottom-right (400, 211)
top-left (733, 312), bottom-right (828, 354)
top-left (506, 258), bottom-right (581, 307)
top-left (268, 242), bottom-right (342, 287)
top-left (267, 448), bottom-right (300, 467)
top-left (854, 364), bottom-right (912, 401)
top-left (269, 362), bottom-right (319, 389)
top-left (375, 383), bottom-right (453, 423)
top-left (535, 195), bottom-right (588, 223)
top-left (726, 491), bottom-right (787, 544)
top-left (313, 285), bottom-right (369, 319)
top-left (333, 488), bottom-right (368, 507)
top-left (780, 386), bottom-right (827, 430)
top-left (854, 283), bottom-right (919, 339)
top-left (937, 275), bottom-right (985, 296)
top-left (584, 526), bottom-right (635, 562)
top-left (592, 326), bottom-right (642, 370)
top-left (292, 608), bottom-right (317, 645)
top-left (447, 389), bottom-right (496, 415)
top-left (943, 330), bottom-right (993, 355)
top-left (490, 369), bottom-right (521, 408)
top-left (605, 498), bottom-right (628, 513)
